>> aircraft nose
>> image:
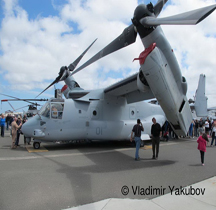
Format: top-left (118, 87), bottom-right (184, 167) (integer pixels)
top-left (21, 116), bottom-right (39, 137)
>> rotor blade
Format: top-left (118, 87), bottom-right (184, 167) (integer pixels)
top-left (36, 40), bottom-right (97, 97)
top-left (154, 0), bottom-right (168, 17)
top-left (72, 24), bottom-right (137, 75)
top-left (36, 76), bottom-right (60, 98)
top-left (0, 93), bottom-right (21, 100)
top-left (0, 93), bottom-right (42, 105)
top-left (1, 99), bottom-right (47, 102)
top-left (140, 4), bottom-right (216, 26)
top-left (68, 39), bottom-right (97, 71)
top-left (14, 105), bottom-right (30, 111)
top-left (7, 102), bottom-right (15, 112)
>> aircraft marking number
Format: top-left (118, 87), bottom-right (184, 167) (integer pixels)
top-left (96, 127), bottom-right (102, 135)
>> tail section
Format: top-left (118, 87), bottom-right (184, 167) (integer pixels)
top-left (194, 74), bottom-right (208, 117)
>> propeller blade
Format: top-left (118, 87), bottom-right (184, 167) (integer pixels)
top-left (36, 39), bottom-right (97, 97)
top-left (0, 93), bottom-right (45, 105)
top-left (7, 102), bottom-right (15, 112)
top-left (1, 99), bottom-right (47, 102)
top-left (13, 105), bottom-right (30, 111)
top-left (0, 93), bottom-right (21, 100)
top-left (36, 76), bottom-right (61, 98)
top-left (154, 0), bottom-right (168, 17)
top-left (68, 39), bottom-right (97, 71)
top-left (72, 24), bottom-right (137, 75)
top-left (140, 4), bottom-right (216, 26)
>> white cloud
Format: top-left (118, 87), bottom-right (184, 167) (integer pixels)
top-left (0, 0), bottom-right (216, 112)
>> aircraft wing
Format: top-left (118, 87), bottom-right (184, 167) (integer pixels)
top-left (104, 73), bottom-right (155, 103)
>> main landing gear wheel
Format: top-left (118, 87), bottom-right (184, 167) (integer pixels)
top-left (33, 142), bottom-right (41, 149)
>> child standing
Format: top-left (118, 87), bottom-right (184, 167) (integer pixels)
top-left (197, 133), bottom-right (209, 166)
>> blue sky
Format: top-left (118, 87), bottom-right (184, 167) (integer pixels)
top-left (0, 0), bottom-right (216, 114)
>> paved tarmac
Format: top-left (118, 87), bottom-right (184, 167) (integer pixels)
top-left (65, 176), bottom-right (216, 210)
top-left (0, 130), bottom-right (216, 210)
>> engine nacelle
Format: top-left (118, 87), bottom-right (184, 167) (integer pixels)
top-left (137, 70), bottom-right (151, 93)
top-left (139, 46), bottom-right (192, 136)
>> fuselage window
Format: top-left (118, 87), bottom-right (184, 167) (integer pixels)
top-left (39, 102), bottom-right (50, 118)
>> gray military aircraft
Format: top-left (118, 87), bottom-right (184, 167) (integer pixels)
top-left (21, 1), bottom-right (216, 149)
top-left (189, 74), bottom-right (208, 119)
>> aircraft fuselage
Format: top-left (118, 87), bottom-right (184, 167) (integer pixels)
top-left (22, 95), bottom-right (165, 142)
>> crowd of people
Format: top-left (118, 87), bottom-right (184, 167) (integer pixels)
top-left (0, 113), bottom-right (30, 149)
top-left (161, 118), bottom-right (216, 143)
top-left (130, 117), bottom-right (216, 166)
top-left (162, 118), bottom-right (216, 165)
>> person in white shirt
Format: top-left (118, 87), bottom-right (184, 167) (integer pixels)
top-left (205, 120), bottom-right (209, 133)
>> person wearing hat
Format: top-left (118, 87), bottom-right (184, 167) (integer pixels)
top-left (15, 116), bottom-right (22, 147)
top-left (11, 117), bottom-right (22, 149)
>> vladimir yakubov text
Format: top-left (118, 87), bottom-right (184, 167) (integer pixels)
top-left (131, 185), bottom-right (206, 196)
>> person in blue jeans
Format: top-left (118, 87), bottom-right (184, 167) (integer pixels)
top-left (130, 119), bottom-right (144, 160)
top-left (1, 114), bottom-right (6, 137)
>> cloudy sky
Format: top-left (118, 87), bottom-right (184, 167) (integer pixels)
top-left (0, 0), bottom-right (216, 113)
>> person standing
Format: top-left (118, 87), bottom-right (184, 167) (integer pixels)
top-left (15, 116), bottom-right (22, 147)
top-left (22, 115), bottom-right (28, 145)
top-left (189, 120), bottom-right (194, 138)
top-left (130, 119), bottom-right (144, 161)
top-left (151, 117), bottom-right (162, 160)
top-left (198, 118), bottom-right (204, 136)
top-left (210, 123), bottom-right (216, 146)
top-left (6, 114), bottom-right (10, 130)
top-left (204, 120), bottom-right (209, 134)
top-left (197, 133), bottom-right (209, 166)
top-left (11, 117), bottom-right (22, 149)
top-left (0, 114), bottom-right (6, 137)
top-left (194, 120), bottom-right (199, 137)
top-left (9, 115), bottom-right (14, 137)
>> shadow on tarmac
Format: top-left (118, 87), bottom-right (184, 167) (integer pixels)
top-left (33, 142), bottom-right (176, 208)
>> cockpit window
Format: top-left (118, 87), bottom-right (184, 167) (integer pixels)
top-left (39, 102), bottom-right (50, 118)
top-left (51, 103), bottom-right (64, 119)
top-left (39, 102), bottom-right (64, 119)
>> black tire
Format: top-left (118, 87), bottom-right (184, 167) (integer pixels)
top-left (33, 142), bottom-right (40, 149)
top-left (140, 140), bottom-right (144, 147)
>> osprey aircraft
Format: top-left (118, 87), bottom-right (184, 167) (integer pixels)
top-left (21, 1), bottom-right (216, 149)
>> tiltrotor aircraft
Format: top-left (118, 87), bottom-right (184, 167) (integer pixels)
top-left (21, 1), bottom-right (216, 149)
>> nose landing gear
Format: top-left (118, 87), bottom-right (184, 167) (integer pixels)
top-left (33, 142), bottom-right (41, 149)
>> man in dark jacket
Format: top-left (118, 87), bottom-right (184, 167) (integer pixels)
top-left (151, 117), bottom-right (162, 160)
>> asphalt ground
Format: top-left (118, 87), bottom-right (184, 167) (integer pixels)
top-left (0, 130), bottom-right (216, 210)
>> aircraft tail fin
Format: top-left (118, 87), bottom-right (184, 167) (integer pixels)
top-left (194, 74), bottom-right (208, 117)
